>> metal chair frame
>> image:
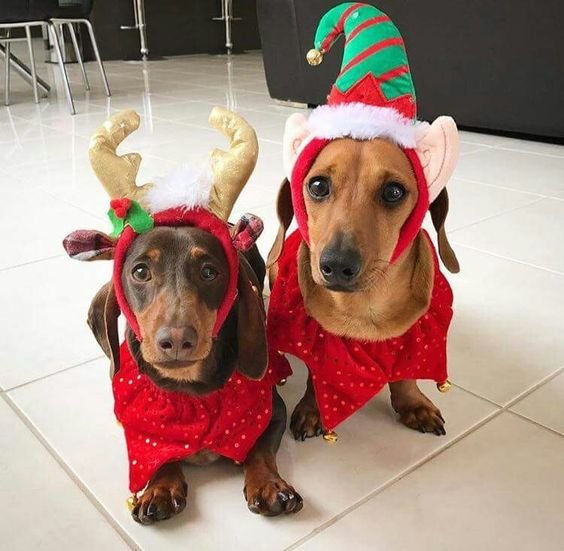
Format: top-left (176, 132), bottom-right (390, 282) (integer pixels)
top-left (0, 16), bottom-right (110, 115)
top-left (0, 21), bottom-right (45, 106)
top-left (50, 17), bottom-right (110, 98)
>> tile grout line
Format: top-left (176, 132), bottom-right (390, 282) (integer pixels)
top-left (5, 355), bottom-right (106, 392)
top-left (501, 364), bottom-right (564, 410)
top-left (506, 409), bottom-right (564, 439)
top-left (40, 187), bottom-right (106, 222)
top-left (458, 145), bottom-right (495, 156)
top-left (0, 392), bottom-right (139, 551)
top-left (448, 196), bottom-right (545, 234)
top-left (451, 363), bottom-right (564, 412)
top-left (489, 144), bottom-right (564, 160)
top-left (0, 254), bottom-right (66, 273)
top-left (285, 406), bottom-right (504, 551)
top-left (458, 142), bottom-right (564, 160)
top-left (450, 241), bottom-right (564, 277)
top-left (453, 176), bottom-right (562, 201)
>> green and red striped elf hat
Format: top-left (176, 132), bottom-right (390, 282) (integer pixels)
top-left (283, 2), bottom-right (460, 263)
top-left (308, 1), bottom-right (416, 118)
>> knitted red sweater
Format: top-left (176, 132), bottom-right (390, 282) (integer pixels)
top-left (267, 230), bottom-right (453, 431)
top-left (114, 343), bottom-right (290, 493)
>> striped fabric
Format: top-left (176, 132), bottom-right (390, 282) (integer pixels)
top-left (312, 3), bottom-right (416, 115)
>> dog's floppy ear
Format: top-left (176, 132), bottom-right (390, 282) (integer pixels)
top-left (415, 116), bottom-right (459, 203)
top-left (266, 178), bottom-right (294, 268)
top-left (429, 188), bottom-right (460, 274)
top-left (236, 257), bottom-right (268, 380)
top-left (88, 282), bottom-right (121, 378)
top-left (63, 230), bottom-right (116, 261)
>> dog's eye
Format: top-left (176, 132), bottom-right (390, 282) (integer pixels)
top-left (201, 265), bottom-right (218, 281)
top-left (132, 263), bottom-right (151, 282)
top-left (381, 182), bottom-right (406, 204)
top-left (307, 176), bottom-right (331, 199)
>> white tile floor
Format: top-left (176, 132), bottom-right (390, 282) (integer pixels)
top-left (1, 50), bottom-right (563, 551)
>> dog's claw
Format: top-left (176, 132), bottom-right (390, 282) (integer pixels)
top-left (245, 478), bottom-right (303, 516)
top-left (290, 398), bottom-right (323, 441)
top-left (132, 483), bottom-right (188, 525)
top-left (395, 401), bottom-right (446, 436)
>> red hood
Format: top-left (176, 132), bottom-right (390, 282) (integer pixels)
top-left (112, 207), bottom-right (239, 341)
top-left (289, 139), bottom-right (429, 264)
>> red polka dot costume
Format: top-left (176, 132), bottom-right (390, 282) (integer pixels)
top-left (114, 343), bottom-right (289, 493)
top-left (268, 230), bottom-right (453, 431)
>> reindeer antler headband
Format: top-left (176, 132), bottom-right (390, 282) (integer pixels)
top-left (89, 107), bottom-right (258, 222)
top-left (79, 108), bottom-right (262, 340)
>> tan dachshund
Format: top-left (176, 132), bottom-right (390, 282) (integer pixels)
top-left (267, 137), bottom-right (459, 440)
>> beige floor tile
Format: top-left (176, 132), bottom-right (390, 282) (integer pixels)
top-left (0, 185), bottom-right (103, 270)
top-left (0, 398), bottom-right (128, 550)
top-left (0, 255), bottom-right (109, 389)
top-left (299, 414), bottom-right (564, 551)
top-left (442, 177), bottom-right (542, 231)
top-left (511, 371), bottom-right (564, 435)
top-left (460, 130), bottom-right (564, 158)
top-left (452, 198), bottom-right (564, 273)
top-left (454, 147), bottom-right (564, 199)
top-left (446, 246), bottom-right (564, 405)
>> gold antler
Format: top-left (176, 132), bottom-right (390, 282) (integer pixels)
top-left (208, 107), bottom-right (258, 221)
top-left (88, 110), bottom-right (152, 206)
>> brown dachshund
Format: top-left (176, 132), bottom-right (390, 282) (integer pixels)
top-left (268, 138), bottom-right (459, 440)
top-left (63, 109), bottom-right (302, 525)
top-left (81, 227), bottom-right (302, 523)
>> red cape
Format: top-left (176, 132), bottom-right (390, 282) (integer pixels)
top-left (114, 343), bottom-right (290, 493)
top-left (267, 230), bottom-right (453, 431)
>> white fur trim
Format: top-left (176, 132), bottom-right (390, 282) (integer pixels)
top-left (308, 103), bottom-right (421, 148)
top-left (146, 161), bottom-right (213, 213)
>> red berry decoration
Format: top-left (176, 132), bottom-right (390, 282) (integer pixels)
top-left (110, 198), bottom-right (132, 219)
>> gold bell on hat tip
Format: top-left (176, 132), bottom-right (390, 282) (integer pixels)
top-left (306, 48), bottom-right (323, 66)
top-left (437, 380), bottom-right (452, 393)
top-left (323, 430), bottom-right (338, 443)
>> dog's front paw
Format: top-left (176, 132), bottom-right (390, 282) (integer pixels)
top-left (396, 402), bottom-right (446, 436)
top-left (244, 477), bottom-right (303, 516)
top-left (290, 398), bottom-right (323, 441)
top-left (132, 481), bottom-right (188, 525)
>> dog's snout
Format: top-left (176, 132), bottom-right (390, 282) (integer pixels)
top-left (156, 326), bottom-right (198, 360)
top-left (319, 239), bottom-right (362, 290)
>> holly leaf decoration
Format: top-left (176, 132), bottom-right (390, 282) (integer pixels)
top-left (127, 201), bottom-right (154, 234)
top-left (108, 208), bottom-right (126, 238)
top-left (107, 199), bottom-right (154, 238)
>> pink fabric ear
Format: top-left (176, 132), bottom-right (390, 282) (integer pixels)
top-left (415, 116), bottom-right (459, 202)
top-left (283, 114), bottom-right (314, 180)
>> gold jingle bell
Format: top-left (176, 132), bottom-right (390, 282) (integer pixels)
top-left (323, 430), bottom-right (338, 443)
top-left (306, 48), bottom-right (323, 66)
top-left (126, 494), bottom-right (138, 511)
top-left (437, 380), bottom-right (452, 393)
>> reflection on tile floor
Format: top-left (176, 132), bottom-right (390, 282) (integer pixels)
top-left (1, 51), bottom-right (563, 550)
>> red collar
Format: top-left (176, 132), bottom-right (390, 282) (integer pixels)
top-left (112, 207), bottom-right (239, 340)
top-left (114, 342), bottom-right (291, 493)
top-left (267, 230), bottom-right (453, 431)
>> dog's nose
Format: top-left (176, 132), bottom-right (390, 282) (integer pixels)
top-left (156, 326), bottom-right (198, 360)
top-left (319, 243), bottom-right (362, 289)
